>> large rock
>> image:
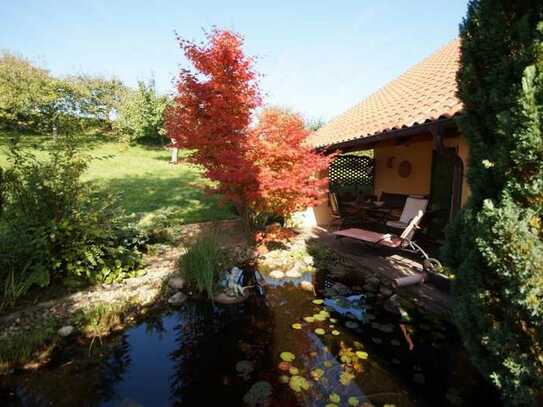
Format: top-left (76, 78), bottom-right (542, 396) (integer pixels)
top-left (168, 292), bottom-right (187, 306)
top-left (58, 325), bottom-right (75, 337)
top-left (269, 270), bottom-right (285, 279)
top-left (300, 281), bottom-right (314, 292)
top-left (168, 277), bottom-right (185, 290)
top-left (285, 268), bottom-right (302, 278)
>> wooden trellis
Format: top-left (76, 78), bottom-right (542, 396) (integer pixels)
top-left (328, 154), bottom-right (374, 192)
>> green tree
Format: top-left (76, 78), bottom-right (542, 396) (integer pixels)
top-left (444, 2), bottom-right (543, 405)
top-left (66, 75), bottom-right (125, 126)
top-left (0, 51), bottom-right (58, 131)
top-left (114, 79), bottom-right (168, 144)
top-left (0, 52), bottom-right (125, 133)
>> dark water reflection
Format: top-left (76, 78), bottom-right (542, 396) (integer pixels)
top-left (1, 276), bottom-right (500, 407)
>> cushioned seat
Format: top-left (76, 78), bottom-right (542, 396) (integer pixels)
top-left (334, 228), bottom-right (402, 248)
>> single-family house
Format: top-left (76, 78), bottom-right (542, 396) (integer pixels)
top-left (306, 39), bottom-right (469, 237)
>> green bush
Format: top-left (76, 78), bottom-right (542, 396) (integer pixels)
top-left (444, 3), bottom-right (543, 405)
top-left (0, 135), bottom-right (146, 306)
top-left (179, 233), bottom-right (224, 299)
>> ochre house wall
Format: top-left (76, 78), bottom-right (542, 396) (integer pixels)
top-left (374, 139), bottom-right (433, 198)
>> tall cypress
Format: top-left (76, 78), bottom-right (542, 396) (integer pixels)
top-left (445, 1), bottom-right (543, 405)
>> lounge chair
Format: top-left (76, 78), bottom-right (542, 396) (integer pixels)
top-left (333, 210), bottom-right (431, 261)
top-left (385, 196), bottom-right (428, 230)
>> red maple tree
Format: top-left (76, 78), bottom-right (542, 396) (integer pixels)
top-left (247, 107), bottom-right (331, 218)
top-left (166, 29), bottom-right (330, 225)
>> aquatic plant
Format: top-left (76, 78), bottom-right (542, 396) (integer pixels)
top-left (178, 233), bottom-right (223, 299)
top-left (329, 393), bottom-right (341, 403)
top-left (75, 302), bottom-right (132, 342)
top-left (289, 375), bottom-right (310, 392)
top-left (348, 396), bottom-right (360, 406)
top-left (280, 351), bottom-right (295, 362)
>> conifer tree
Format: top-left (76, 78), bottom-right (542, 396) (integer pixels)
top-left (445, 1), bottom-right (543, 404)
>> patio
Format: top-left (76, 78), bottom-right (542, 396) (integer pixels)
top-left (305, 226), bottom-right (450, 318)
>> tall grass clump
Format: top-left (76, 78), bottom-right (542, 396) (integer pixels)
top-left (179, 233), bottom-right (223, 299)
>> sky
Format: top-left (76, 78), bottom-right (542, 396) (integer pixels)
top-left (1, 1), bottom-right (469, 121)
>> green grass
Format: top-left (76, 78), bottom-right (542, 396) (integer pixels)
top-left (0, 131), bottom-right (236, 228)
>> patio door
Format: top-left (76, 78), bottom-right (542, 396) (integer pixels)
top-left (428, 148), bottom-right (462, 239)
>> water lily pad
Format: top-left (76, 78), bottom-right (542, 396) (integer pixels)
top-left (319, 310), bottom-right (330, 317)
top-left (289, 375), bottom-right (310, 392)
top-left (329, 393), bottom-right (341, 403)
top-left (280, 352), bottom-right (295, 362)
top-left (291, 323), bottom-right (302, 330)
top-left (243, 381), bottom-right (273, 406)
top-left (289, 367), bottom-right (299, 375)
top-left (310, 368), bottom-right (324, 381)
top-left (312, 299), bottom-right (324, 305)
top-left (331, 330), bottom-right (340, 336)
top-left (329, 318), bottom-right (337, 323)
top-left (278, 361), bottom-right (290, 371)
top-left (315, 328), bottom-right (326, 335)
top-left (235, 360), bottom-right (254, 378)
top-left (348, 396), bottom-right (360, 406)
top-left (353, 341), bottom-right (363, 349)
top-left (314, 314), bottom-right (327, 321)
top-left (325, 404), bottom-right (338, 407)
top-left (340, 371), bottom-right (355, 385)
top-left (279, 375), bottom-right (290, 384)
top-left (303, 316), bottom-right (315, 323)
top-left (324, 360), bottom-right (333, 368)
top-left (356, 351), bottom-right (368, 360)
top-left (383, 404), bottom-right (397, 407)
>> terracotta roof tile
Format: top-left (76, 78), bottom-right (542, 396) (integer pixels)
top-left (308, 39), bottom-right (462, 148)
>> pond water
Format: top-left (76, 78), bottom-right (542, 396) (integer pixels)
top-left (1, 270), bottom-right (500, 406)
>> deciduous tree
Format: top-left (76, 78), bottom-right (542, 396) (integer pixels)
top-left (165, 29), bottom-right (262, 218)
top-left (166, 30), bottom-right (330, 227)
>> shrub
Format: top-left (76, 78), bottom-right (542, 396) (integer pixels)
top-left (0, 135), bottom-right (145, 306)
top-left (179, 233), bottom-right (224, 299)
top-left (444, 2), bottom-right (543, 404)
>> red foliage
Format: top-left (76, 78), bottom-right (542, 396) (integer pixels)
top-left (247, 107), bottom-right (331, 217)
top-left (165, 28), bottom-right (262, 211)
top-left (166, 29), bottom-right (330, 221)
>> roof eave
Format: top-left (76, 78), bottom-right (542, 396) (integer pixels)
top-left (315, 116), bottom-right (460, 154)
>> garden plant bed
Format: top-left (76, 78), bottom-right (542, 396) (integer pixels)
top-left (1, 227), bottom-right (499, 406)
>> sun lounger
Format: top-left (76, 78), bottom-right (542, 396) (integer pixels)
top-left (333, 210), bottom-right (429, 259)
top-left (385, 196), bottom-right (428, 230)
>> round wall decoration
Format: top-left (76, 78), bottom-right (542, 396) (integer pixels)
top-left (398, 160), bottom-right (412, 178)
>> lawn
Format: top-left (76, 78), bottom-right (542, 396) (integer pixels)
top-left (0, 131), bottom-right (236, 227)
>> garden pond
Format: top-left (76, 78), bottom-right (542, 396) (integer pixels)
top-left (1, 267), bottom-right (500, 406)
